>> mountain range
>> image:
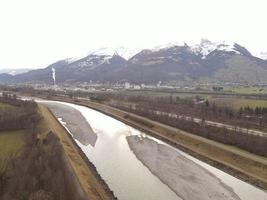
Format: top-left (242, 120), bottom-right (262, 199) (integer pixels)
top-left (1, 39), bottom-right (267, 85)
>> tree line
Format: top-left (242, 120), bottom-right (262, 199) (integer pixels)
top-left (106, 92), bottom-right (267, 129)
top-left (239, 106), bottom-right (267, 116)
top-left (0, 93), bottom-right (40, 131)
top-left (112, 103), bottom-right (267, 156)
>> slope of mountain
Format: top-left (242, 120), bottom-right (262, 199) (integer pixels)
top-left (1, 40), bottom-right (267, 85)
top-left (117, 46), bottom-right (206, 83)
top-left (0, 68), bottom-right (32, 75)
top-left (0, 73), bottom-right (14, 83)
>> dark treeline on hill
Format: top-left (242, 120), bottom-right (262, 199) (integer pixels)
top-left (0, 92), bottom-right (40, 131)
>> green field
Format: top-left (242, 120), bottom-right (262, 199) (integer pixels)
top-left (224, 86), bottom-right (267, 94)
top-left (211, 98), bottom-right (267, 110)
top-left (0, 102), bottom-right (12, 108)
top-left (0, 130), bottom-right (25, 171)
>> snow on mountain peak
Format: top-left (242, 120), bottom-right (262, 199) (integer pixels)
top-left (152, 41), bottom-right (186, 51)
top-left (149, 39), bottom-right (242, 58)
top-left (190, 39), bottom-right (240, 58)
top-left (62, 40), bottom-right (258, 66)
top-left (65, 57), bottom-right (81, 64)
top-left (88, 47), bottom-right (141, 60)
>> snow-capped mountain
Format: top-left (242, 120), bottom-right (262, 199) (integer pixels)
top-left (1, 40), bottom-right (267, 85)
top-left (150, 39), bottom-right (251, 59)
top-left (63, 47), bottom-right (141, 66)
top-left (73, 55), bottom-right (113, 68)
top-left (190, 39), bottom-right (242, 58)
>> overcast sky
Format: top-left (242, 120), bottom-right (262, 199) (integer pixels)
top-left (0, 0), bottom-right (267, 69)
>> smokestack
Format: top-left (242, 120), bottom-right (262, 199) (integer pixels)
top-left (51, 67), bottom-right (56, 85)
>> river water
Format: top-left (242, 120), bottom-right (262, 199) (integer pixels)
top-left (42, 101), bottom-right (267, 200)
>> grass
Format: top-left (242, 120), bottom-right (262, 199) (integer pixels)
top-left (121, 90), bottom-right (201, 102)
top-left (0, 130), bottom-right (25, 171)
top-left (36, 108), bottom-right (51, 140)
top-left (224, 86), bottom-right (267, 94)
top-left (211, 98), bottom-right (267, 110)
top-left (0, 102), bottom-right (13, 109)
top-left (0, 108), bottom-right (48, 166)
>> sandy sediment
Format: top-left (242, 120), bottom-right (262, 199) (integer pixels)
top-left (41, 102), bottom-right (97, 146)
top-left (127, 135), bottom-right (241, 200)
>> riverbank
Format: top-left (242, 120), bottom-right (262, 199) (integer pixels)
top-left (37, 95), bottom-right (267, 190)
top-left (127, 135), bottom-right (241, 200)
top-left (39, 105), bottom-right (117, 200)
top-left (1, 101), bottom-right (90, 200)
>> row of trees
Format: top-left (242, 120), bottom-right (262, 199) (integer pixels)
top-left (109, 93), bottom-right (267, 129)
top-left (113, 103), bottom-right (267, 156)
top-left (239, 106), bottom-right (267, 116)
top-left (0, 93), bottom-right (40, 131)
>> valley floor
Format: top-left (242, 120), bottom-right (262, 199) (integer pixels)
top-left (38, 95), bottom-right (267, 190)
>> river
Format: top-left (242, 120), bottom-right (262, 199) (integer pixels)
top-left (41, 101), bottom-right (267, 200)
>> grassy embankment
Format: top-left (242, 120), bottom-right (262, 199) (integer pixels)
top-left (0, 102), bottom-right (24, 172)
top-left (0, 99), bottom-right (43, 173)
top-left (44, 96), bottom-right (267, 190)
top-left (224, 86), bottom-right (267, 94)
top-left (0, 130), bottom-right (25, 172)
top-left (38, 105), bottom-right (115, 200)
top-left (211, 97), bottom-right (267, 110)
top-left (0, 102), bottom-right (12, 108)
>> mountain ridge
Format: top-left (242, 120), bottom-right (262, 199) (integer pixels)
top-left (1, 40), bottom-right (267, 85)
